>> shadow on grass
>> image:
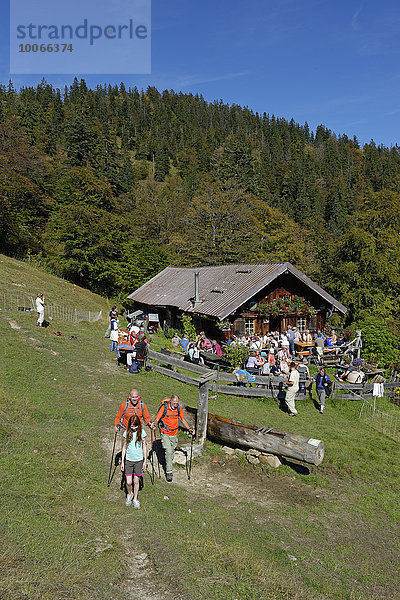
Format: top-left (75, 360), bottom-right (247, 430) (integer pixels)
top-left (280, 457), bottom-right (310, 475)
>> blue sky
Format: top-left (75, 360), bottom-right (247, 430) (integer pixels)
top-left (2, 0), bottom-right (400, 147)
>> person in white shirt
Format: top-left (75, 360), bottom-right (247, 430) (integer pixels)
top-left (35, 293), bottom-right (45, 326)
top-left (285, 362), bottom-right (300, 416)
top-left (250, 336), bottom-right (262, 351)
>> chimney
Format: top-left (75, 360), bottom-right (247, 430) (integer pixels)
top-left (193, 271), bottom-right (201, 307)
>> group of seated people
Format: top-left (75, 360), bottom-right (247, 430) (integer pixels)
top-left (117, 320), bottom-right (150, 367)
top-left (245, 349), bottom-right (310, 378)
top-left (227, 327), bottom-right (347, 360)
top-left (171, 331), bottom-right (223, 364)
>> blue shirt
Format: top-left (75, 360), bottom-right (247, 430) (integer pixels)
top-left (180, 338), bottom-right (189, 351)
top-left (314, 373), bottom-right (331, 390)
top-left (123, 429), bottom-right (147, 462)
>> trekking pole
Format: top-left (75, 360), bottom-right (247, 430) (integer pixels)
top-left (187, 433), bottom-right (194, 481)
top-left (107, 430), bottom-right (118, 487)
top-left (148, 428), bottom-right (155, 485)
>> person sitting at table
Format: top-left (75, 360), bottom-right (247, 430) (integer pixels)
top-left (294, 327), bottom-right (301, 343)
top-left (185, 342), bottom-right (204, 365)
top-left (277, 347), bottom-right (286, 363)
top-left (269, 334), bottom-right (279, 348)
top-left (280, 358), bottom-right (290, 376)
top-left (202, 337), bottom-right (213, 352)
top-left (267, 349), bottom-right (275, 364)
top-left (134, 334), bottom-right (148, 360)
top-left (314, 329), bottom-right (325, 340)
top-left (171, 332), bottom-right (181, 347)
top-left (325, 334), bottom-right (334, 348)
top-left (331, 330), bottom-right (338, 345)
top-left (250, 336), bottom-right (263, 351)
top-left (212, 340), bottom-right (223, 357)
top-left (255, 350), bottom-right (265, 367)
top-left (179, 335), bottom-right (190, 352)
top-left (302, 329), bottom-right (312, 343)
top-left (336, 333), bottom-right (346, 346)
top-left (261, 361), bottom-right (271, 375)
top-left (270, 361), bottom-right (281, 376)
top-left (246, 352), bottom-right (259, 370)
top-left (127, 321), bottom-right (139, 336)
top-left (338, 360), bottom-right (357, 382)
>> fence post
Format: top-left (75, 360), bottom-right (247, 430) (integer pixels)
top-left (197, 380), bottom-right (209, 449)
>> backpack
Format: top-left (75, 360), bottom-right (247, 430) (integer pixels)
top-left (157, 399), bottom-right (183, 431)
top-left (129, 361), bottom-right (140, 374)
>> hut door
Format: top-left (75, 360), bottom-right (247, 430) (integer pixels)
top-left (269, 316), bottom-right (280, 332)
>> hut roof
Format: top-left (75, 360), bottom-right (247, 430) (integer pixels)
top-left (127, 262), bottom-right (347, 320)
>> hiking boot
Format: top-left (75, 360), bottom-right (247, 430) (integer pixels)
top-left (166, 472), bottom-right (173, 482)
top-left (125, 493), bottom-right (133, 506)
top-left (133, 499), bottom-right (140, 509)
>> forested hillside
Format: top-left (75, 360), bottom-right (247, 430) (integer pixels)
top-left (1, 78), bottom-right (400, 329)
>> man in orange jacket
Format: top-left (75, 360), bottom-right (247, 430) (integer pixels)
top-left (153, 395), bottom-right (194, 482)
top-left (114, 389), bottom-right (152, 433)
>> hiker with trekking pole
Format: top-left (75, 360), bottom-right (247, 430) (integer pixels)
top-left (153, 395), bottom-right (195, 482)
top-left (108, 389), bottom-right (152, 487)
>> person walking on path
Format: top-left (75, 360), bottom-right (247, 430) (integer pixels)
top-left (313, 367), bottom-right (332, 413)
top-left (153, 395), bottom-right (195, 482)
top-left (114, 389), bottom-right (152, 445)
top-left (285, 362), bottom-right (300, 416)
top-left (105, 305), bottom-right (118, 338)
top-left (121, 415), bottom-right (147, 508)
top-left (35, 293), bottom-right (45, 326)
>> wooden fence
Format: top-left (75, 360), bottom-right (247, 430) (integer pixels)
top-left (148, 349), bottom-right (302, 400)
top-left (147, 348), bottom-right (400, 402)
top-left (1, 292), bottom-right (102, 324)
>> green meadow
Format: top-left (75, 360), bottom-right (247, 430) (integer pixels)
top-left (0, 255), bottom-right (399, 600)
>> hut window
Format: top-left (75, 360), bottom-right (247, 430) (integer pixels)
top-left (245, 318), bottom-right (255, 335)
top-left (297, 317), bottom-right (306, 332)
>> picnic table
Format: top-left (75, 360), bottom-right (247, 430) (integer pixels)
top-left (295, 341), bottom-right (315, 350)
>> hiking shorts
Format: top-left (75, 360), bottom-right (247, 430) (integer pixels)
top-left (124, 459), bottom-right (144, 477)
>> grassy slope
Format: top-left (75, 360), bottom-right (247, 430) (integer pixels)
top-left (0, 255), bottom-right (399, 600)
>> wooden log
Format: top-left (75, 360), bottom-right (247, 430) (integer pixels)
top-left (181, 404), bottom-right (324, 466)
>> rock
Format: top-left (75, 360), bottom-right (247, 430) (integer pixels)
top-left (246, 448), bottom-right (260, 458)
top-left (163, 495), bottom-right (169, 500)
top-left (246, 453), bottom-right (260, 466)
top-left (172, 450), bottom-right (187, 465)
top-left (235, 448), bottom-right (246, 455)
top-left (259, 454), bottom-right (281, 468)
top-left (288, 554), bottom-right (298, 561)
top-left (221, 483), bottom-right (233, 489)
top-left (221, 446), bottom-right (235, 455)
